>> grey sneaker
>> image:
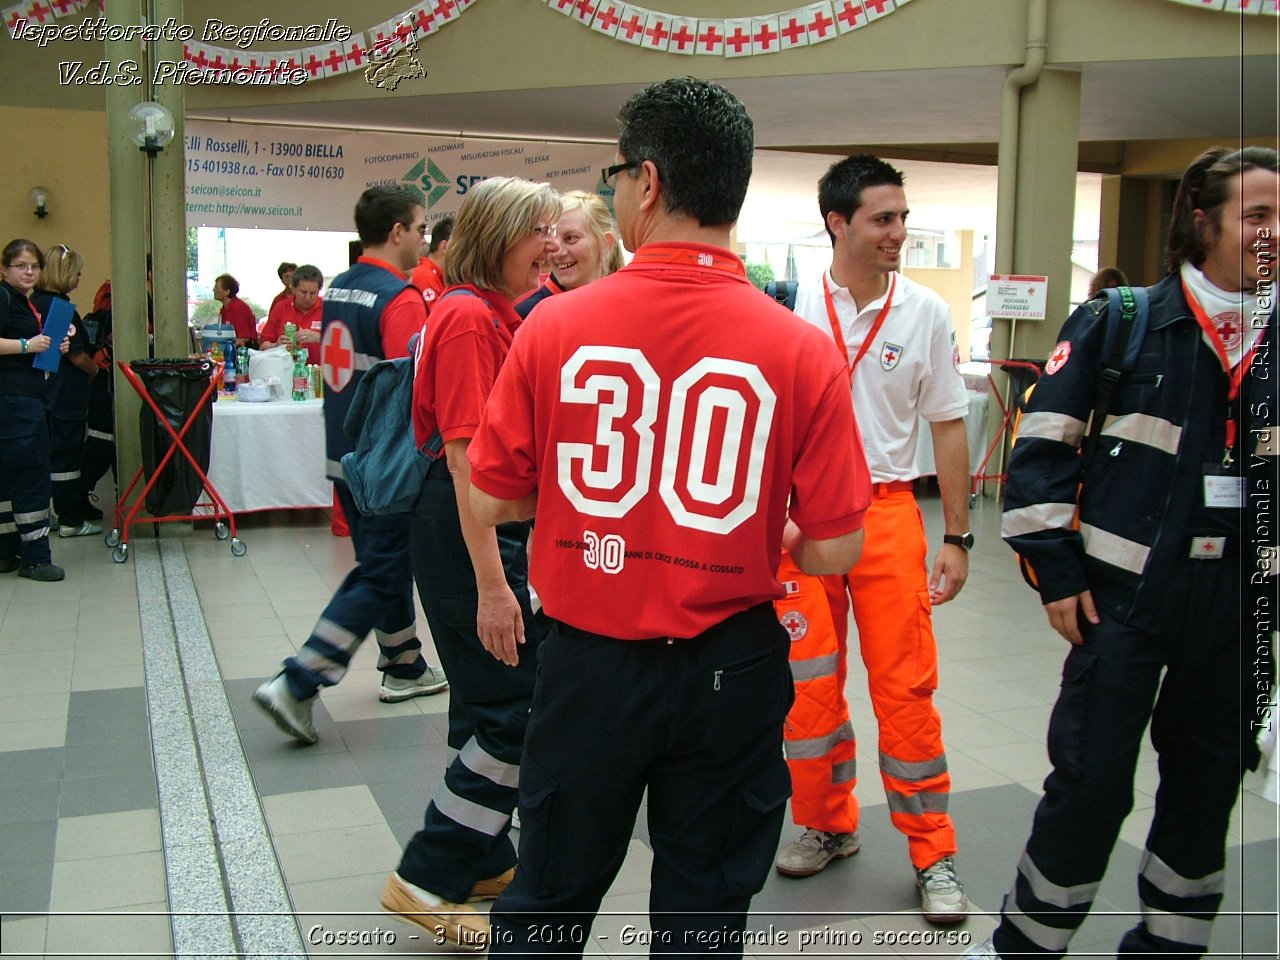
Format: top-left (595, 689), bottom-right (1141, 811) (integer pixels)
top-left (775, 828), bottom-right (861, 877)
top-left (379, 664), bottom-right (448, 702)
top-left (252, 674), bottom-right (318, 744)
top-left (59, 521), bottom-right (103, 538)
top-left (917, 856), bottom-right (968, 923)
top-left (960, 936), bottom-right (1000, 958)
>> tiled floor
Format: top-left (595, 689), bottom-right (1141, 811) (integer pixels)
top-left (0, 490), bottom-right (1276, 958)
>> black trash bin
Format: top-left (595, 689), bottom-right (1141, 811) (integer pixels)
top-left (131, 358), bottom-right (215, 516)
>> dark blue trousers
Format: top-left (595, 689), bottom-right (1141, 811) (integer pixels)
top-left (48, 415), bottom-right (87, 527)
top-left (489, 603), bottom-right (794, 959)
top-left (0, 396), bottom-right (53, 567)
top-left (283, 481), bottom-right (427, 699)
top-left (396, 463), bottom-right (541, 902)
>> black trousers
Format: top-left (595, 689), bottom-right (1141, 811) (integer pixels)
top-left (0, 395), bottom-right (53, 567)
top-left (396, 463), bottom-right (541, 903)
top-left (489, 602), bottom-right (794, 959)
top-left (48, 415), bottom-right (87, 527)
top-left (994, 558), bottom-right (1248, 958)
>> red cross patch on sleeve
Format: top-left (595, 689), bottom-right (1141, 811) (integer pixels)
top-left (1045, 340), bottom-right (1072, 375)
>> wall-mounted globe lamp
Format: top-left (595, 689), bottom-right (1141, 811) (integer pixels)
top-left (127, 101), bottom-right (176, 157)
top-left (29, 186), bottom-right (50, 218)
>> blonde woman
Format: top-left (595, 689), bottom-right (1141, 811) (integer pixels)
top-left (33, 244), bottom-right (101, 539)
top-left (382, 177), bottom-right (561, 944)
top-left (515, 189), bottom-right (621, 318)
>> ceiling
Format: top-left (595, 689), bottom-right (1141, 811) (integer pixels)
top-left (188, 55), bottom-right (1275, 243)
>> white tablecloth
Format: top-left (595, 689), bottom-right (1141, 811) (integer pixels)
top-left (912, 390), bottom-right (990, 478)
top-left (197, 398), bottom-right (329, 513)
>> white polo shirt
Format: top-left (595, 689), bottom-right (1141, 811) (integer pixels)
top-left (794, 270), bottom-right (968, 483)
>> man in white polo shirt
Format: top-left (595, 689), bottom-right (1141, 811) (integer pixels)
top-left (774, 154), bottom-right (973, 924)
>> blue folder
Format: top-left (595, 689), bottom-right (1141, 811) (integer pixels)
top-left (33, 297), bottom-right (74, 373)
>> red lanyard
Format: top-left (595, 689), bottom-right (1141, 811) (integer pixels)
top-left (28, 297), bottom-right (43, 334)
top-left (630, 245), bottom-right (747, 277)
top-left (1182, 277), bottom-right (1268, 466)
top-left (822, 273), bottom-right (895, 383)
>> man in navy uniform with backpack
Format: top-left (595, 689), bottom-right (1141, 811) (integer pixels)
top-left (253, 185), bottom-right (447, 743)
top-left (966, 147), bottom-right (1278, 958)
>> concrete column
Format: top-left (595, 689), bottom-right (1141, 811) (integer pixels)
top-left (106, 0), bottom-right (147, 495)
top-left (1006, 66), bottom-right (1082, 361)
top-left (149, 0), bottom-right (188, 360)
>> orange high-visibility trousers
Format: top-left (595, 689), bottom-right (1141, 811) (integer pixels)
top-left (778, 488), bottom-right (956, 869)
top-left (774, 551), bottom-right (857, 835)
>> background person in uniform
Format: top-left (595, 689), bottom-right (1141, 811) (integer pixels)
top-left (270, 261), bottom-right (297, 312)
top-left (411, 215), bottom-right (453, 312)
top-left (965, 145), bottom-right (1279, 959)
top-left (213, 273), bottom-right (258, 348)
top-left (379, 177), bottom-right (561, 947)
top-left (0, 239), bottom-right (71, 582)
top-left (1087, 265), bottom-right (1129, 299)
top-left (31, 243), bottom-right (101, 539)
top-left (775, 155), bottom-right (972, 924)
top-left (467, 77), bottom-right (870, 957)
top-left (252, 186), bottom-right (447, 744)
top-left (260, 263), bottom-right (324, 363)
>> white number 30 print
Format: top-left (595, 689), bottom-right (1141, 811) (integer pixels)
top-left (556, 346), bottom-right (776, 535)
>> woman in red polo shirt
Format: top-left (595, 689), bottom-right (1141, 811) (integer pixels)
top-left (212, 273), bottom-right (257, 347)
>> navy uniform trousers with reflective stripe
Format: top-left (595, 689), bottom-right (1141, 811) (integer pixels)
top-left (994, 554), bottom-right (1248, 958)
top-left (47, 415), bottom-right (87, 528)
top-left (489, 603), bottom-right (794, 958)
top-left (395, 459), bottom-right (541, 903)
top-left (282, 481), bottom-right (429, 699)
top-left (0, 396), bottom-right (53, 567)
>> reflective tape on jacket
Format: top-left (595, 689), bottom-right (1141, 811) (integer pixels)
top-left (1101, 412), bottom-right (1183, 457)
top-left (790, 652), bottom-right (840, 682)
top-left (1017, 410), bottom-right (1087, 447)
top-left (1080, 522), bottom-right (1151, 575)
top-left (1002, 501), bottom-right (1078, 538)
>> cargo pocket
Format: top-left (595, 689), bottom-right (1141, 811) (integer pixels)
top-left (1045, 645), bottom-right (1098, 781)
top-left (720, 760), bottom-right (792, 897)
top-left (908, 589), bottom-right (939, 695)
top-left (516, 756), bottom-right (560, 898)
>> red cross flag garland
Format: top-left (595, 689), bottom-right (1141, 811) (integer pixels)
top-left (3, 0), bottom-right (1274, 76)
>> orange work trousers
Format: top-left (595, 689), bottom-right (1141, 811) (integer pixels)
top-left (776, 489), bottom-right (956, 869)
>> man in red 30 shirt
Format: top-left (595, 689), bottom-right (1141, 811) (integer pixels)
top-left (260, 264), bottom-right (325, 363)
top-left (469, 78), bottom-right (871, 956)
top-left (410, 215), bottom-right (452, 311)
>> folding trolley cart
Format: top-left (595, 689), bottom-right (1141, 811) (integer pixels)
top-left (969, 357), bottom-right (1044, 506)
top-left (106, 358), bottom-right (246, 562)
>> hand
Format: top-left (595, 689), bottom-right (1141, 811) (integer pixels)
top-left (297, 328), bottom-right (321, 344)
top-left (928, 543), bottom-right (969, 604)
top-left (477, 582), bottom-right (525, 666)
top-left (1044, 590), bottom-right (1099, 646)
top-left (59, 333), bottom-right (71, 355)
top-left (26, 334), bottom-right (52, 354)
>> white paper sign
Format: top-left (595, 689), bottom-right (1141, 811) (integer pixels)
top-left (988, 274), bottom-right (1049, 320)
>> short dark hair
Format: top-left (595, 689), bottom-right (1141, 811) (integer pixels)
top-left (277, 261), bottom-right (297, 280)
top-left (818, 155), bottom-right (906, 244)
top-left (1087, 266), bottom-right (1128, 299)
top-left (429, 216), bottom-right (454, 253)
top-left (1166, 146), bottom-right (1280, 274)
top-left (354, 185), bottom-right (421, 247)
top-left (291, 264), bottom-right (323, 289)
top-left (215, 273), bottom-right (239, 297)
top-left (617, 77), bottom-right (753, 227)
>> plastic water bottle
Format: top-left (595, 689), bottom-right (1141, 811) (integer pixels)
top-left (292, 352), bottom-right (308, 401)
top-left (223, 343), bottom-right (237, 394)
top-left (237, 345), bottom-right (250, 386)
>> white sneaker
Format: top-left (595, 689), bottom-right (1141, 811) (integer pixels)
top-left (917, 856), bottom-right (968, 923)
top-left (58, 520), bottom-right (103, 538)
top-left (774, 828), bottom-right (861, 877)
top-left (252, 674), bottom-right (318, 744)
top-left (960, 935), bottom-right (1000, 958)
top-left (379, 664), bottom-right (448, 702)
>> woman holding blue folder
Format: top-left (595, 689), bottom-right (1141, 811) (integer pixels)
top-left (0, 238), bottom-right (71, 582)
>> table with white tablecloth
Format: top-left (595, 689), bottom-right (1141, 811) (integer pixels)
top-left (197, 398), bottom-right (329, 514)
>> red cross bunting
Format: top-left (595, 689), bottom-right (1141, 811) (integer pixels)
top-left (726, 24), bottom-right (751, 53)
top-left (781, 16), bottom-right (807, 44)
top-left (322, 322), bottom-right (355, 393)
top-left (574, 0), bottom-right (596, 22)
top-left (324, 47), bottom-right (344, 73)
top-left (433, 0), bottom-right (456, 21)
top-left (865, 0), bottom-right (893, 14)
top-left (345, 39), bottom-right (368, 66)
top-left (644, 17), bottom-right (670, 47)
top-left (618, 12), bottom-right (644, 39)
top-left (809, 8), bottom-right (835, 37)
top-left (836, 1), bottom-right (865, 29)
top-left (754, 20), bottom-right (778, 50)
top-left (595, 3), bottom-right (620, 31)
top-left (698, 22), bottom-right (724, 52)
top-left (669, 22), bottom-right (695, 50)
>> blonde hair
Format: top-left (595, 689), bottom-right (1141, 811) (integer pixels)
top-left (39, 243), bottom-right (83, 296)
top-left (560, 190), bottom-right (623, 277)
top-left (445, 177), bottom-right (562, 293)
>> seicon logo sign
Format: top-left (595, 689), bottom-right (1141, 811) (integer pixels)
top-left (403, 157), bottom-right (451, 208)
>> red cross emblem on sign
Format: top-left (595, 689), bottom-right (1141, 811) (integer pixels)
top-left (322, 321), bottom-right (355, 392)
top-left (1201, 540), bottom-right (1217, 555)
top-left (1045, 340), bottom-right (1072, 375)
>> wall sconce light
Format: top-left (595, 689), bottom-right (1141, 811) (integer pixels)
top-left (127, 101), bottom-right (176, 157)
top-left (29, 186), bottom-right (50, 219)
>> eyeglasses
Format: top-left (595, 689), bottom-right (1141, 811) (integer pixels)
top-left (532, 223), bottom-right (558, 240)
top-left (602, 161), bottom-right (639, 190)
top-left (5, 262), bottom-right (39, 273)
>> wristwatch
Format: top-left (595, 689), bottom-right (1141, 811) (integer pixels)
top-left (943, 532), bottom-right (975, 551)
